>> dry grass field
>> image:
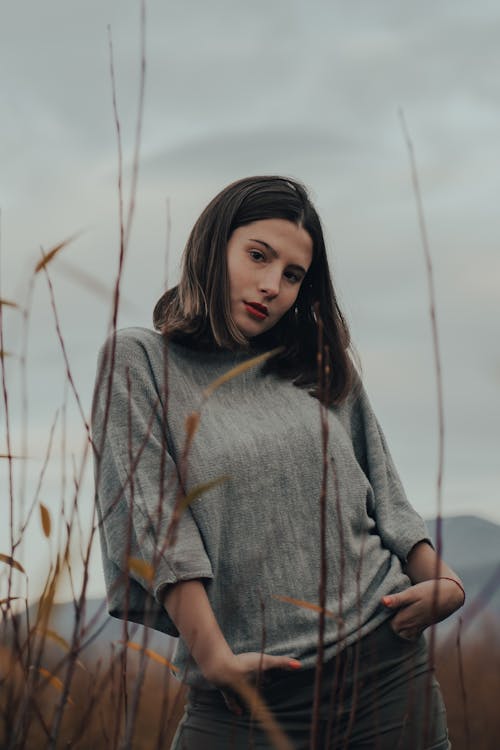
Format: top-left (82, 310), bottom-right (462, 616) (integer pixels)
top-left (1, 608), bottom-right (499, 749)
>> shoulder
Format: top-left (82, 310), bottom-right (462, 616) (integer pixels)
top-left (93, 329), bottom-right (171, 395)
top-left (332, 369), bottom-right (364, 418)
top-left (96, 328), bottom-right (208, 386)
top-left (330, 372), bottom-right (375, 448)
top-left (99, 326), bottom-right (163, 351)
top-left (97, 326), bottom-right (166, 364)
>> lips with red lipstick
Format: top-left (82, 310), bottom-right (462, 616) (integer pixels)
top-left (243, 301), bottom-right (269, 320)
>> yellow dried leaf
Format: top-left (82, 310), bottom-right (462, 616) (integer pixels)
top-left (231, 678), bottom-right (293, 750)
top-left (38, 667), bottom-right (75, 706)
top-left (128, 557), bottom-right (154, 582)
top-left (40, 503), bottom-right (51, 538)
top-left (178, 475), bottom-right (230, 515)
top-left (37, 594), bottom-right (56, 623)
top-left (125, 641), bottom-right (179, 672)
top-left (272, 594), bottom-right (343, 622)
top-left (185, 412), bottom-right (200, 441)
top-left (35, 627), bottom-right (70, 652)
top-left (55, 257), bottom-right (136, 310)
top-left (202, 347), bottom-right (283, 400)
top-left (34, 232), bottom-right (81, 274)
top-left (36, 560), bottom-right (62, 623)
top-left (0, 553), bottom-right (26, 574)
top-left (34, 627), bottom-right (87, 672)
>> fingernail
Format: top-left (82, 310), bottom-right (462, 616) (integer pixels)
top-left (382, 596), bottom-right (391, 606)
top-left (288, 659), bottom-right (301, 669)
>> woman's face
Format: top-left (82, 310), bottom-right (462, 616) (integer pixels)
top-left (226, 218), bottom-right (313, 338)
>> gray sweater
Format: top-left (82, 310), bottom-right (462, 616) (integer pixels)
top-left (91, 326), bottom-right (430, 688)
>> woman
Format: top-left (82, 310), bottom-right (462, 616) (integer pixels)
top-left (92, 176), bottom-right (465, 749)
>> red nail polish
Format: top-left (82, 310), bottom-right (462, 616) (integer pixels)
top-left (288, 659), bottom-right (301, 669)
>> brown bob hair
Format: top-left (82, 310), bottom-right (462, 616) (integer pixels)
top-left (153, 175), bottom-right (359, 405)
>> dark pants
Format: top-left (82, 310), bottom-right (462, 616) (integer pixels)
top-left (170, 618), bottom-right (451, 749)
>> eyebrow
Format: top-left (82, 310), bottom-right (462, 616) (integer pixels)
top-left (248, 238), bottom-right (308, 275)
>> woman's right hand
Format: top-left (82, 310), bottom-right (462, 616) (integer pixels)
top-left (162, 581), bottom-right (301, 714)
top-left (203, 651), bottom-right (302, 715)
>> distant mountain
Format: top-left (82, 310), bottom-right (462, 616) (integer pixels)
top-left (425, 515), bottom-right (500, 634)
top-left (10, 597), bottom-right (176, 669)
top-left (425, 514), bottom-right (500, 571)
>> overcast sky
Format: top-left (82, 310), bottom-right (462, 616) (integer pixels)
top-left (1, 1), bottom-right (499, 603)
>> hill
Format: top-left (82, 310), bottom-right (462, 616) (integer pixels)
top-left (425, 515), bottom-right (500, 634)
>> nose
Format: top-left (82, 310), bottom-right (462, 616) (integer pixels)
top-left (259, 268), bottom-right (281, 298)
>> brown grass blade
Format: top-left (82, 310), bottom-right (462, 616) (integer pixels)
top-left (178, 475), bottom-right (230, 514)
top-left (128, 557), bottom-right (154, 582)
top-left (35, 627), bottom-right (71, 653)
top-left (0, 553), bottom-right (26, 574)
top-left (34, 627), bottom-right (87, 671)
top-left (0, 298), bottom-right (19, 308)
top-left (124, 641), bottom-right (179, 672)
top-left (37, 595), bottom-right (55, 625)
top-left (36, 556), bottom-right (62, 624)
top-left (232, 678), bottom-right (294, 750)
top-left (39, 502), bottom-right (51, 538)
top-left (53, 257), bottom-right (138, 312)
top-left (0, 350), bottom-right (12, 358)
top-left (185, 412), bottom-right (200, 441)
top-left (272, 594), bottom-right (343, 623)
top-left (0, 596), bottom-right (22, 605)
top-left (34, 232), bottom-right (81, 274)
top-left (38, 667), bottom-right (75, 706)
top-left (202, 347), bottom-right (283, 400)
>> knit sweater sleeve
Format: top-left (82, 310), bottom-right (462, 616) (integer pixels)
top-left (91, 329), bottom-right (214, 636)
top-left (349, 382), bottom-right (432, 563)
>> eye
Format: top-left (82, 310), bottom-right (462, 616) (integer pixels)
top-left (284, 270), bottom-right (302, 284)
top-left (248, 249), bottom-right (265, 262)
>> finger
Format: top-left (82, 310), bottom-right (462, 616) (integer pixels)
top-left (391, 610), bottom-right (418, 632)
top-left (390, 618), bottom-right (414, 640)
top-left (261, 654), bottom-right (302, 672)
top-left (390, 613), bottom-right (423, 640)
top-left (382, 589), bottom-right (415, 609)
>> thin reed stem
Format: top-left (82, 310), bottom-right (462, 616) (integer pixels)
top-left (40, 258), bottom-right (91, 441)
top-left (399, 107), bottom-right (446, 746)
top-left (455, 617), bottom-right (471, 750)
top-left (310, 307), bottom-right (329, 750)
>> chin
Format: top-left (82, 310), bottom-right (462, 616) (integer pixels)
top-left (234, 318), bottom-right (270, 339)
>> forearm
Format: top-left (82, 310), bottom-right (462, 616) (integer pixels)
top-left (382, 540), bottom-right (465, 636)
top-left (405, 539), bottom-right (463, 586)
top-left (161, 579), bottom-right (233, 681)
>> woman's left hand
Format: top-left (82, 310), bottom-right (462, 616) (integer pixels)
top-left (381, 579), bottom-right (465, 641)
